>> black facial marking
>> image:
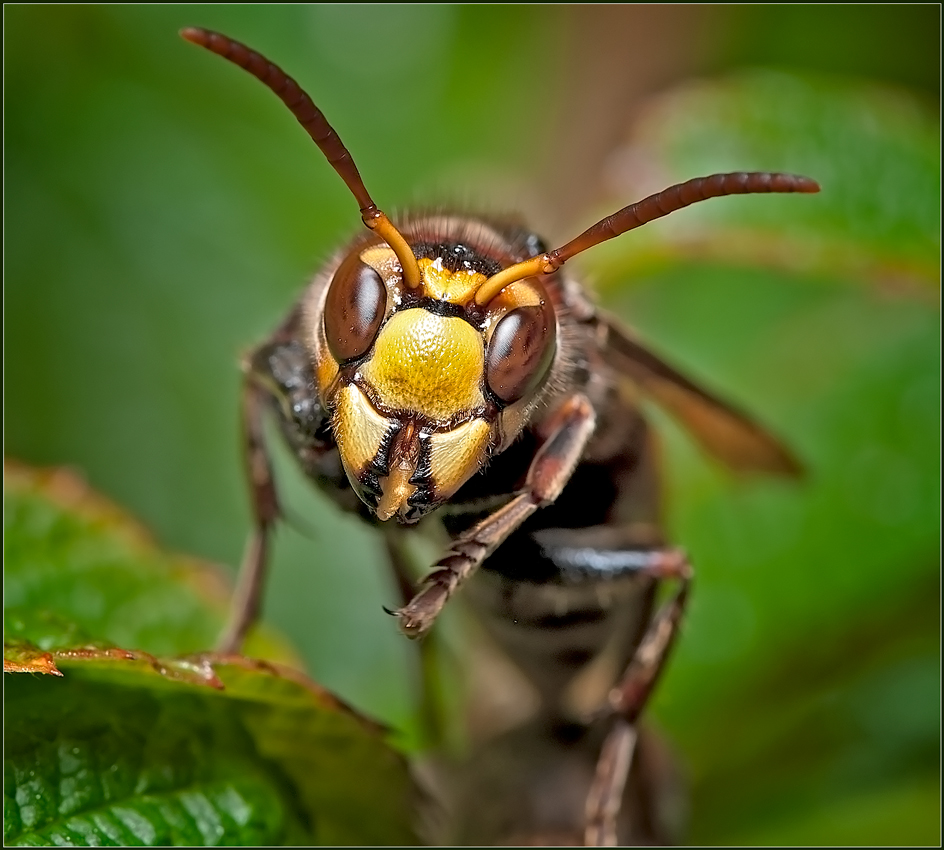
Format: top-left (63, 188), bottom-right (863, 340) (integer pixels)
top-left (412, 241), bottom-right (503, 277)
top-left (367, 420), bottom-right (401, 480)
top-left (407, 432), bottom-right (437, 513)
top-left (352, 471), bottom-right (381, 513)
top-left (415, 297), bottom-right (475, 321)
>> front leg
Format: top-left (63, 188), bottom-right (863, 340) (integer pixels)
top-left (396, 394), bottom-right (596, 638)
top-left (217, 335), bottom-right (335, 653)
top-left (217, 378), bottom-right (279, 653)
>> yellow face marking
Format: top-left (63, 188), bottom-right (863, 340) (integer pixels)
top-left (316, 348), bottom-right (340, 399)
top-left (313, 309), bottom-right (341, 399)
top-left (428, 418), bottom-right (491, 500)
top-left (333, 383), bottom-right (393, 476)
top-left (487, 280), bottom-right (543, 314)
top-left (358, 246), bottom-right (403, 286)
top-left (352, 250), bottom-right (487, 306)
top-left (418, 257), bottom-right (486, 305)
top-left (361, 310), bottom-right (485, 421)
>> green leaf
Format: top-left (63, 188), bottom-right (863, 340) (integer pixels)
top-left (4, 464), bottom-right (419, 846)
top-left (4, 654), bottom-right (418, 846)
top-left (5, 670), bottom-right (308, 846)
top-left (2, 462), bottom-right (284, 661)
top-left (594, 71), bottom-right (939, 293)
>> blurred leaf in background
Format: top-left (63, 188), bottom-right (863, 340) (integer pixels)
top-left (5, 5), bottom-right (940, 846)
top-left (593, 70), bottom-right (939, 846)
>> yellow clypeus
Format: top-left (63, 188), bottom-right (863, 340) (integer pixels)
top-left (361, 310), bottom-right (485, 421)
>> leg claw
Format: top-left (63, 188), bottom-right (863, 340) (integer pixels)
top-left (394, 581), bottom-right (451, 640)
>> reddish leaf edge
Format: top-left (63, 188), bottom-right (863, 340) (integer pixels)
top-left (3, 642), bottom-right (388, 736)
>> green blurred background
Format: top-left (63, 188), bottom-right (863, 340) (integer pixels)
top-left (5, 5), bottom-right (939, 845)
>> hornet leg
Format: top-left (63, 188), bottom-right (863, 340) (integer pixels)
top-left (217, 379), bottom-right (279, 653)
top-left (396, 393), bottom-right (596, 639)
top-left (584, 547), bottom-right (691, 847)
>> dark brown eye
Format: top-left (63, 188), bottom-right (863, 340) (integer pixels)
top-left (485, 301), bottom-right (556, 405)
top-left (323, 253), bottom-right (387, 363)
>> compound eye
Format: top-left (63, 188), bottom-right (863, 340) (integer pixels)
top-left (485, 301), bottom-right (556, 405)
top-left (324, 253), bottom-right (388, 363)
